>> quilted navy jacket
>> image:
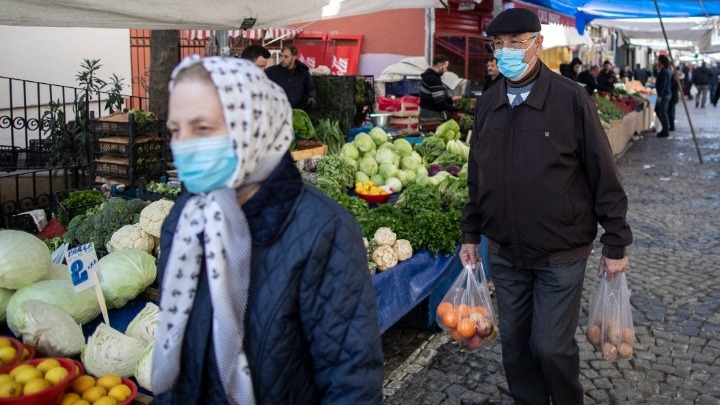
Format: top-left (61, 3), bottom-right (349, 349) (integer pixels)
top-left (153, 153), bottom-right (384, 404)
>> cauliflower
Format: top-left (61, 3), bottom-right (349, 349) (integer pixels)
top-left (363, 237), bottom-right (370, 253)
top-left (393, 239), bottom-right (413, 261)
top-left (139, 199), bottom-right (174, 238)
top-left (373, 227), bottom-right (397, 246)
top-left (107, 224), bottom-right (154, 253)
top-left (372, 245), bottom-right (398, 271)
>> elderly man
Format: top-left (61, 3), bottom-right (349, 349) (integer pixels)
top-left (460, 8), bottom-right (632, 405)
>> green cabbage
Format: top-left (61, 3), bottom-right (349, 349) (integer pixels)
top-left (43, 263), bottom-right (71, 281)
top-left (355, 171), bottom-right (370, 184)
top-left (393, 138), bottom-right (413, 157)
top-left (125, 303), bottom-right (158, 345)
top-left (369, 127), bottom-right (388, 146)
top-left (416, 165), bottom-right (429, 177)
top-left (6, 279), bottom-right (101, 336)
top-left (97, 249), bottom-right (157, 309)
top-left (370, 174), bottom-right (384, 186)
top-left (82, 323), bottom-right (146, 377)
top-left (134, 342), bottom-right (154, 391)
top-left (400, 155), bottom-right (421, 171)
top-left (379, 163), bottom-right (399, 181)
top-left (396, 171), bottom-right (410, 187)
top-left (378, 142), bottom-right (395, 151)
top-left (0, 288), bottom-right (13, 322)
top-left (353, 133), bottom-right (375, 153)
top-left (0, 230), bottom-right (50, 289)
top-left (19, 299), bottom-right (84, 357)
top-left (343, 156), bottom-right (358, 171)
top-left (358, 156), bottom-right (379, 177)
top-left (402, 170), bottom-right (417, 184)
top-left (375, 148), bottom-right (398, 166)
top-left (340, 143), bottom-right (360, 160)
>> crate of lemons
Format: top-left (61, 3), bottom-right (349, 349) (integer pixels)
top-left (0, 337), bottom-right (31, 370)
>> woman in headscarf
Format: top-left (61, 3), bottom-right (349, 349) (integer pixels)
top-left (151, 56), bottom-right (383, 405)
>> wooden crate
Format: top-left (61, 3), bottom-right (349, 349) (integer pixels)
top-left (291, 145), bottom-right (327, 161)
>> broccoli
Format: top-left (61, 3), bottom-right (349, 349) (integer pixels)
top-left (70, 197), bottom-right (150, 248)
top-left (64, 214), bottom-right (87, 243)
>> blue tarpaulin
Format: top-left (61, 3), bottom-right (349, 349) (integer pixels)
top-left (519, 0), bottom-right (720, 34)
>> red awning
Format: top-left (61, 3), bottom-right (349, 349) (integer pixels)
top-left (185, 28), bottom-right (301, 40)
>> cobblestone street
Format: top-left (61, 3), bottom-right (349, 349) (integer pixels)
top-left (381, 101), bottom-right (720, 404)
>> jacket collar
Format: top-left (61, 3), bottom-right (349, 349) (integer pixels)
top-left (490, 62), bottom-right (551, 112)
top-left (242, 153), bottom-right (304, 246)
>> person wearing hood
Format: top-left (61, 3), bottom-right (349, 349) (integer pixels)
top-left (265, 44), bottom-right (317, 110)
top-left (419, 54), bottom-right (461, 122)
top-left (560, 57), bottom-right (582, 81)
top-left (460, 8), bottom-right (631, 404)
top-left (152, 55), bottom-right (383, 405)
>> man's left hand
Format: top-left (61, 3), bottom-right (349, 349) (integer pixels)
top-left (597, 255), bottom-right (628, 280)
top-left (306, 97), bottom-right (317, 110)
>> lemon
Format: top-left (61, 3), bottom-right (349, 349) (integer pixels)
top-left (108, 383), bottom-right (131, 401)
top-left (44, 366), bottom-right (69, 385)
top-left (20, 348), bottom-right (30, 361)
top-left (94, 396), bottom-right (119, 405)
top-left (82, 385), bottom-right (107, 402)
top-left (9, 364), bottom-right (34, 378)
top-left (74, 401), bottom-right (91, 405)
top-left (61, 392), bottom-right (81, 405)
top-left (0, 381), bottom-right (22, 398)
top-left (96, 374), bottom-right (122, 391)
top-left (72, 374), bottom-right (96, 394)
top-left (36, 358), bottom-right (60, 374)
top-left (0, 347), bottom-right (17, 364)
top-left (0, 338), bottom-right (12, 349)
top-left (14, 367), bottom-right (42, 384)
top-left (23, 377), bottom-right (51, 395)
top-left (0, 374), bottom-right (12, 386)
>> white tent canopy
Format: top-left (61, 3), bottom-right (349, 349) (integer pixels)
top-left (592, 17), bottom-right (715, 50)
top-left (0, 0), bottom-right (436, 29)
top-left (540, 23), bottom-right (593, 50)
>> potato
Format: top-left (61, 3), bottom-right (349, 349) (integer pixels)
top-left (618, 342), bottom-right (633, 358)
top-left (622, 328), bottom-right (636, 344)
top-left (586, 324), bottom-right (602, 346)
top-left (602, 342), bottom-right (618, 361)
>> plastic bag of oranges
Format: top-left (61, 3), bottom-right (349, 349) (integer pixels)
top-left (436, 264), bottom-right (498, 350)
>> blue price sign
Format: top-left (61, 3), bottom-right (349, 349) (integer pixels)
top-left (64, 243), bottom-right (102, 292)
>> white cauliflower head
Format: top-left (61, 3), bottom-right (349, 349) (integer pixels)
top-left (108, 224), bottom-right (154, 253)
top-left (139, 199), bottom-right (174, 238)
top-left (373, 227), bottom-right (397, 246)
top-left (372, 245), bottom-right (398, 271)
top-left (393, 239), bottom-right (413, 261)
top-left (363, 237), bottom-right (370, 253)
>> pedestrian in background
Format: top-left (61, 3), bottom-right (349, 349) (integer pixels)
top-left (633, 63), bottom-right (648, 86)
top-left (708, 62), bottom-right (719, 103)
top-left (655, 55), bottom-right (673, 138)
top-left (669, 70), bottom-right (680, 132)
top-left (460, 8), bottom-right (632, 405)
top-left (482, 56), bottom-right (504, 92)
top-left (692, 61), bottom-right (711, 108)
top-left (577, 65), bottom-right (599, 95)
top-left (419, 54), bottom-right (461, 122)
top-left (597, 60), bottom-right (617, 94)
top-left (152, 55), bottom-right (383, 405)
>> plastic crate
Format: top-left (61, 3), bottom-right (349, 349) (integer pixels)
top-left (0, 146), bottom-right (20, 171)
top-left (385, 77), bottom-right (422, 97)
top-left (93, 135), bottom-right (164, 157)
top-left (93, 155), bottom-right (163, 186)
top-left (90, 111), bottom-right (160, 137)
top-left (388, 116), bottom-right (419, 134)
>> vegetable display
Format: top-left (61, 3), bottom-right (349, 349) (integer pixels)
top-left (125, 302), bottom-right (159, 345)
top-left (96, 249), bottom-right (157, 309)
top-left (0, 288), bottom-right (13, 322)
top-left (56, 189), bottom-right (105, 226)
top-left (18, 299), bottom-right (85, 357)
top-left (69, 197), bottom-right (149, 249)
top-left (292, 109), bottom-right (316, 140)
top-left (82, 323), bottom-right (146, 378)
top-left (315, 118), bottom-right (346, 155)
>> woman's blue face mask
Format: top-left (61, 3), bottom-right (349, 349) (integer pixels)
top-left (171, 135), bottom-right (237, 194)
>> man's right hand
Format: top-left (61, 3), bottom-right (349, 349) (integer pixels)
top-left (460, 243), bottom-right (480, 269)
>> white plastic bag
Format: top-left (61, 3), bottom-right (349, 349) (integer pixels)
top-left (586, 273), bottom-right (635, 361)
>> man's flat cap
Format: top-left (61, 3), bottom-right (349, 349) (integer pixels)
top-left (485, 8), bottom-right (541, 36)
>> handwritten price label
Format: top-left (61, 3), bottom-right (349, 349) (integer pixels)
top-left (65, 243), bottom-right (102, 292)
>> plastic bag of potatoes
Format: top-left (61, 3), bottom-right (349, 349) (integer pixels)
top-left (586, 272), bottom-right (635, 361)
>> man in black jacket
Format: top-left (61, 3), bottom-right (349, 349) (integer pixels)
top-left (692, 61), bottom-right (711, 108)
top-left (419, 54), bottom-right (460, 121)
top-left (577, 65), bottom-right (599, 95)
top-left (460, 8), bottom-right (632, 405)
top-left (482, 57), bottom-right (504, 92)
top-left (266, 45), bottom-right (317, 109)
top-left (596, 60), bottom-right (617, 94)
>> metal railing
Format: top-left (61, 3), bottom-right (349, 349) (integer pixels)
top-left (0, 76), bottom-right (148, 228)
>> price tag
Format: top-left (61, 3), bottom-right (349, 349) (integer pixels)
top-left (65, 243), bottom-right (103, 292)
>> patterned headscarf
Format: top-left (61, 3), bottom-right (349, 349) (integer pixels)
top-left (152, 56), bottom-right (293, 404)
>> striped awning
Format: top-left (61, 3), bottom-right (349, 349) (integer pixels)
top-left (185, 28), bottom-right (301, 40)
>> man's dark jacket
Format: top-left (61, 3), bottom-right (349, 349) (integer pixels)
top-left (266, 60), bottom-right (317, 109)
top-left (462, 63), bottom-right (632, 268)
top-left (692, 65), bottom-right (712, 86)
top-left (420, 68), bottom-right (458, 112)
top-left (154, 154), bottom-right (384, 405)
top-left (577, 70), bottom-right (597, 95)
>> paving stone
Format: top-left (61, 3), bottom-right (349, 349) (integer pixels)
top-left (696, 395), bottom-right (720, 405)
top-left (648, 394), bottom-right (674, 405)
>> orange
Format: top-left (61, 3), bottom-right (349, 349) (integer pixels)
top-left (436, 302), bottom-right (453, 318)
top-left (472, 306), bottom-right (487, 317)
top-left (442, 309), bottom-right (459, 329)
top-left (449, 328), bottom-right (465, 342)
top-left (457, 318), bottom-right (477, 338)
top-left (456, 304), bottom-right (472, 319)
